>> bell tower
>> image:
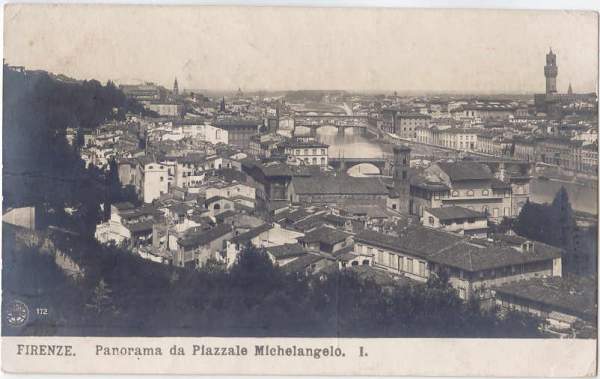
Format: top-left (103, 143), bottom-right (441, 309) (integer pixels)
top-left (173, 77), bottom-right (179, 97)
top-left (392, 145), bottom-right (411, 213)
top-left (544, 48), bottom-right (558, 94)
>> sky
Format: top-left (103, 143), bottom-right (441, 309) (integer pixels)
top-left (4, 5), bottom-right (599, 93)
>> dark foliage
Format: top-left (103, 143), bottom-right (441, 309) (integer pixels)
top-left (3, 66), bottom-right (150, 238)
top-left (3, 228), bottom-right (544, 338)
top-left (514, 188), bottom-right (576, 249)
top-left (513, 188), bottom-right (594, 276)
top-left (3, 65), bottom-right (146, 210)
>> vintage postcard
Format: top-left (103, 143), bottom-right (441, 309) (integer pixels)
top-left (1, 4), bottom-right (598, 376)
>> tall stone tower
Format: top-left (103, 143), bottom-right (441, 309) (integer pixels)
top-left (173, 77), bottom-right (179, 97)
top-left (392, 145), bottom-right (411, 214)
top-left (544, 48), bottom-right (558, 94)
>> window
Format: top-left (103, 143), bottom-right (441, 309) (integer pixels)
top-left (160, 176), bottom-right (164, 182)
top-left (388, 253), bottom-right (396, 268)
top-left (398, 256), bottom-right (404, 271)
top-left (428, 216), bottom-right (435, 225)
top-left (504, 207), bottom-right (510, 217)
top-left (377, 249), bottom-right (383, 263)
top-left (406, 258), bottom-right (414, 273)
top-left (418, 261), bottom-right (426, 276)
top-left (320, 157), bottom-right (325, 165)
top-left (367, 247), bottom-right (373, 256)
top-left (452, 190), bottom-right (459, 197)
top-left (402, 170), bottom-right (407, 180)
top-left (493, 208), bottom-right (499, 217)
top-left (321, 149), bottom-right (325, 155)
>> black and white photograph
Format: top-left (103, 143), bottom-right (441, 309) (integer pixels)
top-left (1, 3), bottom-right (598, 375)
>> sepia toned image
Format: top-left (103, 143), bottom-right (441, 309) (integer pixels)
top-left (1, 3), bottom-right (598, 375)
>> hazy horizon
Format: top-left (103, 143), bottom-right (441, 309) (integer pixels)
top-left (5, 5), bottom-right (599, 94)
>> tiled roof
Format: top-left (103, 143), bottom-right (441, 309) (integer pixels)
top-left (428, 242), bottom-right (561, 272)
top-left (291, 175), bottom-right (388, 195)
top-left (265, 244), bottom-right (307, 260)
top-left (490, 178), bottom-right (512, 189)
top-left (436, 162), bottom-right (493, 181)
top-left (356, 227), bottom-right (562, 272)
top-left (230, 224), bottom-right (273, 244)
top-left (292, 215), bottom-right (327, 232)
top-left (426, 206), bottom-right (486, 221)
top-left (493, 277), bottom-right (596, 320)
top-left (126, 220), bottom-right (155, 233)
top-left (177, 224), bottom-right (232, 249)
top-left (299, 227), bottom-right (352, 246)
top-left (215, 210), bottom-right (237, 221)
top-left (205, 195), bottom-right (230, 205)
top-left (281, 253), bottom-right (327, 273)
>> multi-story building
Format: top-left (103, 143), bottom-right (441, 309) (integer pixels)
top-left (288, 175), bottom-right (389, 207)
top-left (410, 161), bottom-right (514, 222)
top-left (537, 136), bottom-right (574, 168)
top-left (146, 102), bottom-right (184, 117)
top-left (450, 103), bottom-right (516, 121)
top-left (242, 160), bottom-right (311, 212)
top-left (134, 157), bottom-right (169, 203)
top-left (382, 109), bottom-right (431, 139)
top-left (248, 134), bottom-right (285, 158)
top-left (206, 182), bottom-right (256, 209)
top-left (354, 227), bottom-right (562, 300)
top-left (119, 82), bottom-right (165, 102)
top-left (477, 131), bottom-right (508, 156)
top-left (174, 224), bottom-right (233, 269)
top-left (512, 137), bottom-right (537, 162)
top-left (421, 206), bottom-right (488, 238)
top-left (438, 128), bottom-right (478, 151)
top-left (95, 202), bottom-right (160, 247)
top-left (215, 118), bottom-right (261, 150)
top-left (581, 144), bottom-right (598, 174)
top-left (281, 139), bottom-right (329, 166)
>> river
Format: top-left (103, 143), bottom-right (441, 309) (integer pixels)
top-left (307, 125), bottom-right (598, 215)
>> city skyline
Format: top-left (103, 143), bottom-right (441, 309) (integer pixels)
top-left (4, 5), bottom-right (599, 93)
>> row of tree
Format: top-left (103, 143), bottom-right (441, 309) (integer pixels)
top-left (3, 227), bottom-right (542, 338)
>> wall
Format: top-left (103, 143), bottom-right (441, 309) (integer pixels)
top-left (2, 207), bottom-right (36, 229)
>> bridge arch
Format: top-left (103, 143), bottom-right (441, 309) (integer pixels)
top-left (347, 163), bottom-right (381, 177)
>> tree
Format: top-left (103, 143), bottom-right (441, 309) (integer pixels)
top-left (513, 198), bottom-right (561, 247)
top-left (86, 279), bottom-right (115, 316)
top-left (551, 187), bottom-right (576, 251)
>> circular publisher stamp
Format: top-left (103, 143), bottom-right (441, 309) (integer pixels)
top-left (6, 300), bottom-right (29, 327)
